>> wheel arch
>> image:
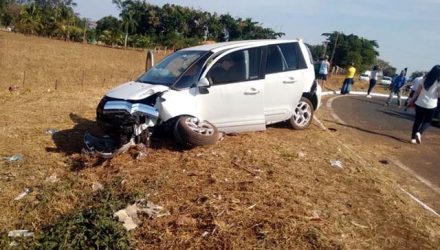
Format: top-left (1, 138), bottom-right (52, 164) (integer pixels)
top-left (302, 92), bottom-right (318, 111)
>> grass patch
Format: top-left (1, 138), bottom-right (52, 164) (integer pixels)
top-left (34, 182), bottom-right (135, 249)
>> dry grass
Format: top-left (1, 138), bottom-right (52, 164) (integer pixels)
top-left (0, 31), bottom-right (439, 249)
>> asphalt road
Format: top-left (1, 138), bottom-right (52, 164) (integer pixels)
top-left (326, 94), bottom-right (440, 188)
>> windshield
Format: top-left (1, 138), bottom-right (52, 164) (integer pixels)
top-left (137, 50), bottom-right (207, 87)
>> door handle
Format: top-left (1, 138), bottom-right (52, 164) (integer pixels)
top-left (283, 77), bottom-right (296, 84)
top-left (244, 88), bottom-right (260, 95)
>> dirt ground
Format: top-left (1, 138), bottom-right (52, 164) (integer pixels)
top-left (0, 31), bottom-right (439, 249)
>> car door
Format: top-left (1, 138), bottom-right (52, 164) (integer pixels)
top-left (195, 47), bottom-right (265, 133)
top-left (263, 43), bottom-right (309, 124)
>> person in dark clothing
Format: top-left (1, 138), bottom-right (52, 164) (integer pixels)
top-left (385, 70), bottom-right (406, 107)
top-left (366, 65), bottom-right (380, 98)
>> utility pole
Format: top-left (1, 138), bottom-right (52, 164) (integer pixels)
top-left (329, 31), bottom-right (339, 66)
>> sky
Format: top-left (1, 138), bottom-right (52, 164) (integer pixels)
top-left (74, 0), bottom-right (440, 75)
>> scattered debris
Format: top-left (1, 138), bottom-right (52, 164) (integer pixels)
top-left (3, 154), bottom-right (23, 162)
top-left (45, 128), bottom-right (60, 135)
top-left (8, 85), bottom-right (19, 92)
top-left (114, 199), bottom-right (170, 231)
top-left (92, 182), bottom-right (104, 192)
top-left (45, 174), bottom-right (59, 183)
top-left (248, 204), bottom-right (257, 209)
top-left (218, 132), bottom-right (225, 141)
top-left (14, 188), bottom-right (32, 201)
top-left (351, 221), bottom-right (369, 229)
top-left (8, 230), bottom-right (34, 238)
top-left (379, 159), bottom-right (389, 165)
top-left (330, 160), bottom-right (343, 169)
top-left (297, 151), bottom-right (306, 158)
top-left (128, 143), bottom-right (148, 160)
top-left (83, 131), bottom-right (118, 159)
top-left (202, 231), bottom-right (209, 237)
top-left (309, 211), bottom-right (322, 221)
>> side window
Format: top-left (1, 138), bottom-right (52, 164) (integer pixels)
top-left (279, 42), bottom-right (307, 70)
top-left (207, 48), bottom-right (262, 85)
top-left (266, 45), bottom-right (285, 74)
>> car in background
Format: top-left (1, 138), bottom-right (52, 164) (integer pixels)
top-left (380, 76), bottom-right (392, 86)
top-left (359, 73), bottom-right (369, 81)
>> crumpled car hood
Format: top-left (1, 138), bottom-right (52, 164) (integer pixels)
top-left (106, 81), bottom-right (169, 100)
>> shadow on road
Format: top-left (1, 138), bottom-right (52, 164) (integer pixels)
top-left (378, 109), bottom-right (415, 122)
top-left (323, 119), bottom-right (409, 143)
top-left (347, 96), bottom-right (388, 107)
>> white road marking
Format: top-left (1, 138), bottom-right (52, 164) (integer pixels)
top-left (399, 187), bottom-right (440, 217)
top-left (326, 95), bottom-right (346, 125)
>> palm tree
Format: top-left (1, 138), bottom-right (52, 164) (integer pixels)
top-left (99, 29), bottom-right (123, 47)
top-left (122, 12), bottom-right (137, 48)
top-left (19, 4), bottom-right (42, 34)
top-left (56, 5), bottom-right (76, 41)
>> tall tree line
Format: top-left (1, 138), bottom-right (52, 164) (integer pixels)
top-left (1, 1), bottom-right (392, 72)
top-left (0, 0), bottom-right (284, 47)
top-left (308, 31), bottom-right (384, 74)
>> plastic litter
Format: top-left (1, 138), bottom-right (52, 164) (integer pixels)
top-left (14, 188), bottom-right (31, 201)
top-left (92, 182), bottom-right (104, 192)
top-left (45, 174), bottom-right (58, 183)
top-left (45, 128), bottom-right (60, 135)
top-left (3, 154), bottom-right (23, 162)
top-left (114, 199), bottom-right (170, 231)
top-left (330, 160), bottom-right (343, 169)
top-left (297, 151), bottom-right (306, 158)
top-left (8, 230), bottom-right (34, 238)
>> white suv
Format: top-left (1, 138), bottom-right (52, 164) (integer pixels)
top-left (95, 40), bottom-right (321, 148)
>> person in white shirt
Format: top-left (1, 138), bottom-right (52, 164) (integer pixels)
top-left (366, 65), bottom-right (380, 98)
top-left (404, 74), bottom-right (424, 110)
top-left (318, 56), bottom-right (330, 89)
top-left (408, 65), bottom-right (440, 144)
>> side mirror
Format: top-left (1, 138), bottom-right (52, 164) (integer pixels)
top-left (197, 77), bottom-right (210, 87)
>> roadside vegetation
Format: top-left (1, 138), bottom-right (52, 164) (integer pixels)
top-left (0, 31), bottom-right (439, 249)
top-left (0, 0), bottom-right (407, 75)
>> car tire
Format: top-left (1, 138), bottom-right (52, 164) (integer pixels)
top-left (174, 116), bottom-right (219, 147)
top-left (289, 97), bottom-right (314, 130)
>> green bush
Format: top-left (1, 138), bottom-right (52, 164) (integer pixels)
top-left (33, 189), bottom-right (134, 250)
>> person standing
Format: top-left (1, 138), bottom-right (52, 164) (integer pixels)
top-left (318, 56), bottom-right (330, 89)
top-left (408, 65), bottom-right (440, 144)
top-left (385, 70), bottom-right (406, 107)
top-left (366, 65), bottom-right (380, 98)
top-left (340, 62), bottom-right (356, 94)
top-left (404, 73), bottom-right (424, 110)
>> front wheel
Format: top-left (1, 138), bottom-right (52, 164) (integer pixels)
top-left (174, 116), bottom-right (219, 147)
top-left (289, 97), bottom-right (314, 130)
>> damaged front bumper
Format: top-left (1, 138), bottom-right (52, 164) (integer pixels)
top-left (84, 98), bottom-right (161, 157)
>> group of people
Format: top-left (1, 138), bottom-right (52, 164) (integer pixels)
top-left (316, 57), bottom-right (440, 145)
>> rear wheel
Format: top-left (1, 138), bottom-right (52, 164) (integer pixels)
top-left (290, 97), bottom-right (314, 130)
top-left (174, 116), bottom-right (219, 147)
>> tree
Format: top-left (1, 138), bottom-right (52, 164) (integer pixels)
top-left (19, 3), bottom-right (42, 34)
top-left (96, 16), bottom-right (120, 37)
top-left (322, 31), bottom-right (379, 73)
top-left (121, 12), bottom-right (137, 48)
top-left (376, 58), bottom-right (396, 76)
